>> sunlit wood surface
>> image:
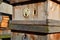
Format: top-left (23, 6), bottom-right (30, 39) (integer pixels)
top-left (0, 16), bottom-right (9, 28)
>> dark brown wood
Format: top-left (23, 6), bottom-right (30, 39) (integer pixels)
top-left (10, 0), bottom-right (47, 6)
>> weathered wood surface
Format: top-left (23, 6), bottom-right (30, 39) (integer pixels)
top-left (11, 32), bottom-right (60, 40)
top-left (10, 24), bottom-right (60, 33)
top-left (48, 0), bottom-right (60, 26)
top-left (12, 2), bottom-right (47, 24)
top-left (11, 32), bottom-right (47, 40)
top-left (0, 2), bottom-right (13, 14)
top-left (12, 0), bottom-right (60, 25)
top-left (11, 0), bottom-right (60, 33)
top-left (10, 24), bottom-right (48, 33)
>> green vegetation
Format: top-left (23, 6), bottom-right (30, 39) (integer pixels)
top-left (0, 35), bottom-right (11, 38)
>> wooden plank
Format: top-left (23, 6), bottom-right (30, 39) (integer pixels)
top-left (10, 24), bottom-right (48, 33)
top-left (12, 20), bottom-right (46, 25)
top-left (12, 2), bottom-right (46, 24)
top-left (10, 24), bottom-right (60, 33)
top-left (0, 2), bottom-right (13, 14)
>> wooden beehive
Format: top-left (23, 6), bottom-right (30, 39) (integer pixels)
top-left (10, 0), bottom-right (60, 33)
top-left (10, 0), bottom-right (60, 40)
top-left (11, 1), bottom-right (48, 33)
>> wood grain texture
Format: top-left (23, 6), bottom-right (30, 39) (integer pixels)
top-left (13, 2), bottom-right (47, 25)
top-left (0, 2), bottom-right (13, 14)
